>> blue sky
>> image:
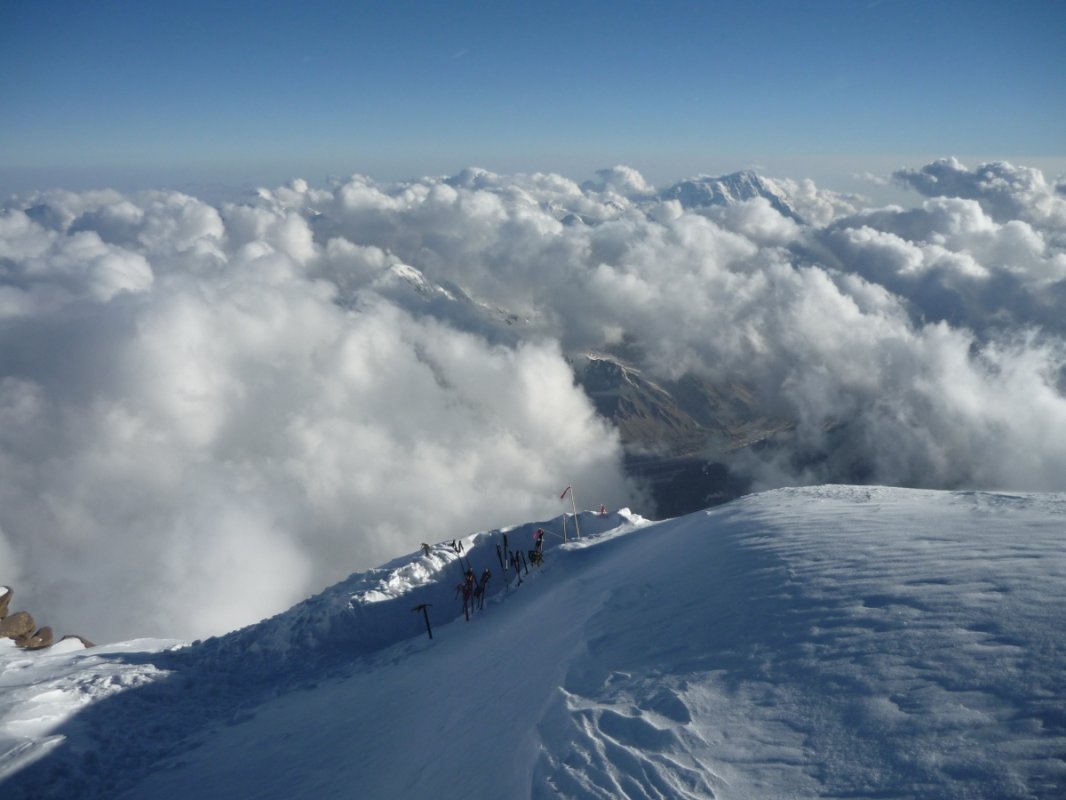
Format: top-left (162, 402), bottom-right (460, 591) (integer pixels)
top-left (2, 0), bottom-right (1064, 194)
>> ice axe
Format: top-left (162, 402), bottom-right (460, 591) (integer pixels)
top-left (412, 603), bottom-right (433, 639)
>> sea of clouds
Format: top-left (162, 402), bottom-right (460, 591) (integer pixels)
top-left (2, 157), bottom-right (1064, 641)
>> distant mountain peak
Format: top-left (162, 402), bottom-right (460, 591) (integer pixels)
top-left (371, 262), bottom-right (456, 301)
top-left (661, 170), bottom-right (803, 223)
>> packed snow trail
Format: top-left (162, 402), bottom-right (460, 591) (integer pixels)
top-left (0, 511), bottom-right (638, 799)
top-left (3, 487), bottom-right (1066, 798)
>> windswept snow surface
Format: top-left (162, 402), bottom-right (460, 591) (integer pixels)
top-left (2, 487), bottom-right (1065, 799)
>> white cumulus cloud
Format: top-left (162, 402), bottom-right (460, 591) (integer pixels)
top-left (3, 157), bottom-right (1066, 642)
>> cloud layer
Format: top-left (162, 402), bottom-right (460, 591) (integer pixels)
top-left (2, 157), bottom-right (1065, 641)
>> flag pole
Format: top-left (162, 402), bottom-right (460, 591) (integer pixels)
top-left (559, 484), bottom-right (581, 540)
top-left (570, 486), bottom-right (581, 539)
top-left (560, 485), bottom-right (569, 542)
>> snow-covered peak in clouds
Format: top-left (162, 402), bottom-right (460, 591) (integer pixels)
top-left (370, 261), bottom-right (456, 299)
top-left (2, 487), bottom-right (1064, 799)
top-left (661, 169), bottom-right (804, 222)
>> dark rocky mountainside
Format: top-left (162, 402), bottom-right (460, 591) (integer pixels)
top-left (574, 355), bottom-right (790, 516)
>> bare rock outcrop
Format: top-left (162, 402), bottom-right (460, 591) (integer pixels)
top-left (17, 626), bottom-right (54, 650)
top-left (0, 586), bottom-right (93, 651)
top-left (0, 610), bottom-right (35, 639)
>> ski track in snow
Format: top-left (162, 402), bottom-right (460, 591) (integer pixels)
top-left (2, 487), bottom-right (1066, 799)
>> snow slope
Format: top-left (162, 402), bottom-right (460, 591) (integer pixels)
top-left (2, 486), bottom-right (1065, 799)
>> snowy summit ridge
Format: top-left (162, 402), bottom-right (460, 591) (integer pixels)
top-left (2, 486), bottom-right (1066, 799)
top-left (660, 170), bottom-right (804, 221)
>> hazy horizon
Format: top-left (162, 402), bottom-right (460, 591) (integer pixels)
top-left (4, 1), bottom-right (1063, 198)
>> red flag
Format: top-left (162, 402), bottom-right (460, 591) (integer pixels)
top-left (559, 485), bottom-right (571, 500)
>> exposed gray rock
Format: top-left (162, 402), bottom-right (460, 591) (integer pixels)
top-left (0, 585), bottom-right (94, 650)
top-left (0, 610), bottom-right (35, 639)
top-left (19, 626), bottom-right (54, 650)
